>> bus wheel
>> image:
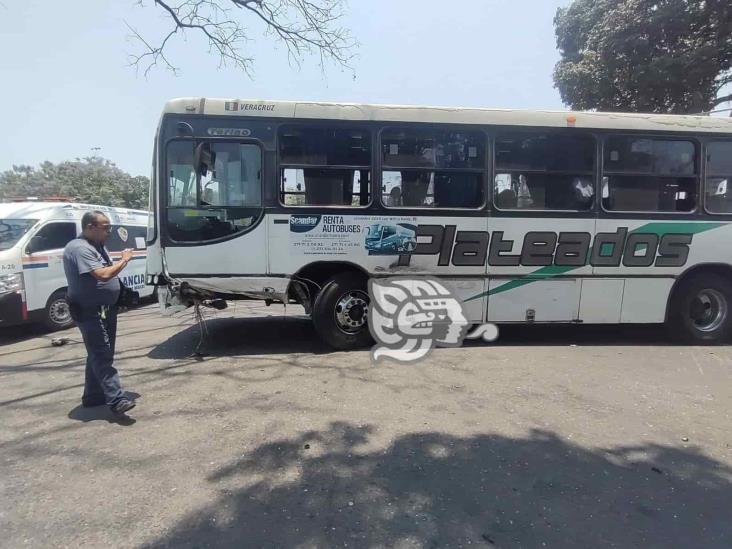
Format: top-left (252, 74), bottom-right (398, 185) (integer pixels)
top-left (312, 272), bottom-right (372, 350)
top-left (668, 273), bottom-right (732, 344)
top-left (43, 290), bottom-right (74, 332)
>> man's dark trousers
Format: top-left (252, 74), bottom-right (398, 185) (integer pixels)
top-left (75, 306), bottom-right (125, 407)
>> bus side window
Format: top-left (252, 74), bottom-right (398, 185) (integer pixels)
top-left (493, 132), bottom-right (596, 211)
top-left (603, 137), bottom-right (698, 213)
top-left (381, 129), bottom-right (485, 209)
top-left (279, 126), bottom-right (371, 207)
top-left (705, 141), bottom-right (732, 214)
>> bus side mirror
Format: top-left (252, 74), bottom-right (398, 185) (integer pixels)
top-left (194, 142), bottom-right (215, 178)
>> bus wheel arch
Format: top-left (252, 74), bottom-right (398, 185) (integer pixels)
top-left (43, 289), bottom-right (74, 332)
top-left (666, 263), bottom-right (732, 344)
top-left (290, 261), bottom-right (369, 308)
top-left (292, 262), bottom-right (371, 350)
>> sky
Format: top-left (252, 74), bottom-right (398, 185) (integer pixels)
top-left (0, 0), bottom-right (573, 176)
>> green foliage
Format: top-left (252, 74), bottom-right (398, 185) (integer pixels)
top-left (553, 0), bottom-right (732, 113)
top-left (0, 157), bottom-right (149, 209)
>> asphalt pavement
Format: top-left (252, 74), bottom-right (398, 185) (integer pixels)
top-left (1, 302), bottom-right (731, 548)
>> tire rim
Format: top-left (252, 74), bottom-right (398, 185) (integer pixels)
top-left (334, 290), bottom-right (369, 334)
top-left (49, 298), bottom-right (71, 326)
top-left (689, 288), bottom-right (727, 333)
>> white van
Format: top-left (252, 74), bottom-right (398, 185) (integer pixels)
top-left (0, 201), bottom-right (152, 331)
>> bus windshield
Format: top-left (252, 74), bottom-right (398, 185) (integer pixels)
top-left (0, 219), bottom-right (38, 251)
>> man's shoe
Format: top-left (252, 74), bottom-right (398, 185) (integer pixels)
top-left (111, 399), bottom-right (136, 415)
top-left (82, 397), bottom-right (106, 408)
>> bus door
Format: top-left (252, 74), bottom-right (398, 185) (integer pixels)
top-left (161, 140), bottom-right (268, 289)
top-left (486, 132), bottom-right (597, 323)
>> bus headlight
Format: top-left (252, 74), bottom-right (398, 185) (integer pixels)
top-left (0, 273), bottom-right (24, 295)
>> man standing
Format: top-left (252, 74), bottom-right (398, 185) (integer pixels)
top-left (63, 211), bottom-right (136, 415)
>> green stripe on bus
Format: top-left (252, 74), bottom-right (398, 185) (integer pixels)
top-left (629, 221), bottom-right (725, 237)
top-left (464, 221), bottom-right (726, 302)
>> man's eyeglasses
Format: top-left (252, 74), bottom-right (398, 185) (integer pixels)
top-left (91, 223), bottom-right (112, 233)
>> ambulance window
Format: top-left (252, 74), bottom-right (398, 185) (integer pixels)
top-left (31, 222), bottom-right (77, 252)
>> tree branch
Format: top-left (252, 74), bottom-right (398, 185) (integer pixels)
top-left (127, 0), bottom-right (355, 77)
top-left (712, 93), bottom-right (732, 107)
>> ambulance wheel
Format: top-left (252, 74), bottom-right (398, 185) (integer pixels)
top-left (312, 272), bottom-right (372, 350)
top-left (43, 290), bottom-right (74, 332)
top-left (668, 273), bottom-right (732, 344)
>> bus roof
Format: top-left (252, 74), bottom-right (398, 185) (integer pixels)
top-left (0, 201), bottom-right (148, 219)
top-left (162, 97), bottom-right (732, 135)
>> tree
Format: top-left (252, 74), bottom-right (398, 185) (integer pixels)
top-left (553, 0), bottom-right (732, 114)
top-left (0, 158), bottom-right (149, 209)
top-left (127, 0), bottom-right (356, 77)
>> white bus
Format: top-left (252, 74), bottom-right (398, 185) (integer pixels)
top-left (0, 201), bottom-right (152, 331)
top-left (145, 98), bottom-right (732, 348)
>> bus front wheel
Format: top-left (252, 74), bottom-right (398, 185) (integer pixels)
top-left (43, 290), bottom-right (74, 332)
top-left (668, 273), bottom-right (732, 344)
top-left (312, 272), bottom-right (372, 350)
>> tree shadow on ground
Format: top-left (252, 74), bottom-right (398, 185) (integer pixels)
top-left (0, 302), bottom-right (158, 347)
top-left (0, 325), bottom-right (72, 352)
top-left (145, 423), bottom-right (731, 548)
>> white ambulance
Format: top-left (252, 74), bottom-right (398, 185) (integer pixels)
top-left (0, 201), bottom-right (152, 331)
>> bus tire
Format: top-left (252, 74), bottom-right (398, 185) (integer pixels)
top-left (668, 273), bottom-right (732, 344)
top-left (312, 272), bottom-right (372, 350)
top-left (43, 290), bottom-right (74, 332)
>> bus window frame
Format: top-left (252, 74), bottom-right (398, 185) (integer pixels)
top-left (703, 138), bottom-right (732, 216)
top-left (378, 125), bottom-right (489, 211)
top-left (277, 123), bottom-right (374, 209)
top-left (161, 136), bottom-right (266, 246)
top-left (599, 134), bottom-right (701, 216)
top-left (491, 129), bottom-right (598, 215)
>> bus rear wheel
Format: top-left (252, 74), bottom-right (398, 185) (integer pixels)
top-left (43, 290), bottom-right (74, 332)
top-left (668, 273), bottom-right (732, 344)
top-left (312, 272), bottom-right (372, 350)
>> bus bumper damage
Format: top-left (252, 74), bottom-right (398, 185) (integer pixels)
top-left (157, 285), bottom-right (190, 316)
top-left (156, 277), bottom-right (291, 316)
